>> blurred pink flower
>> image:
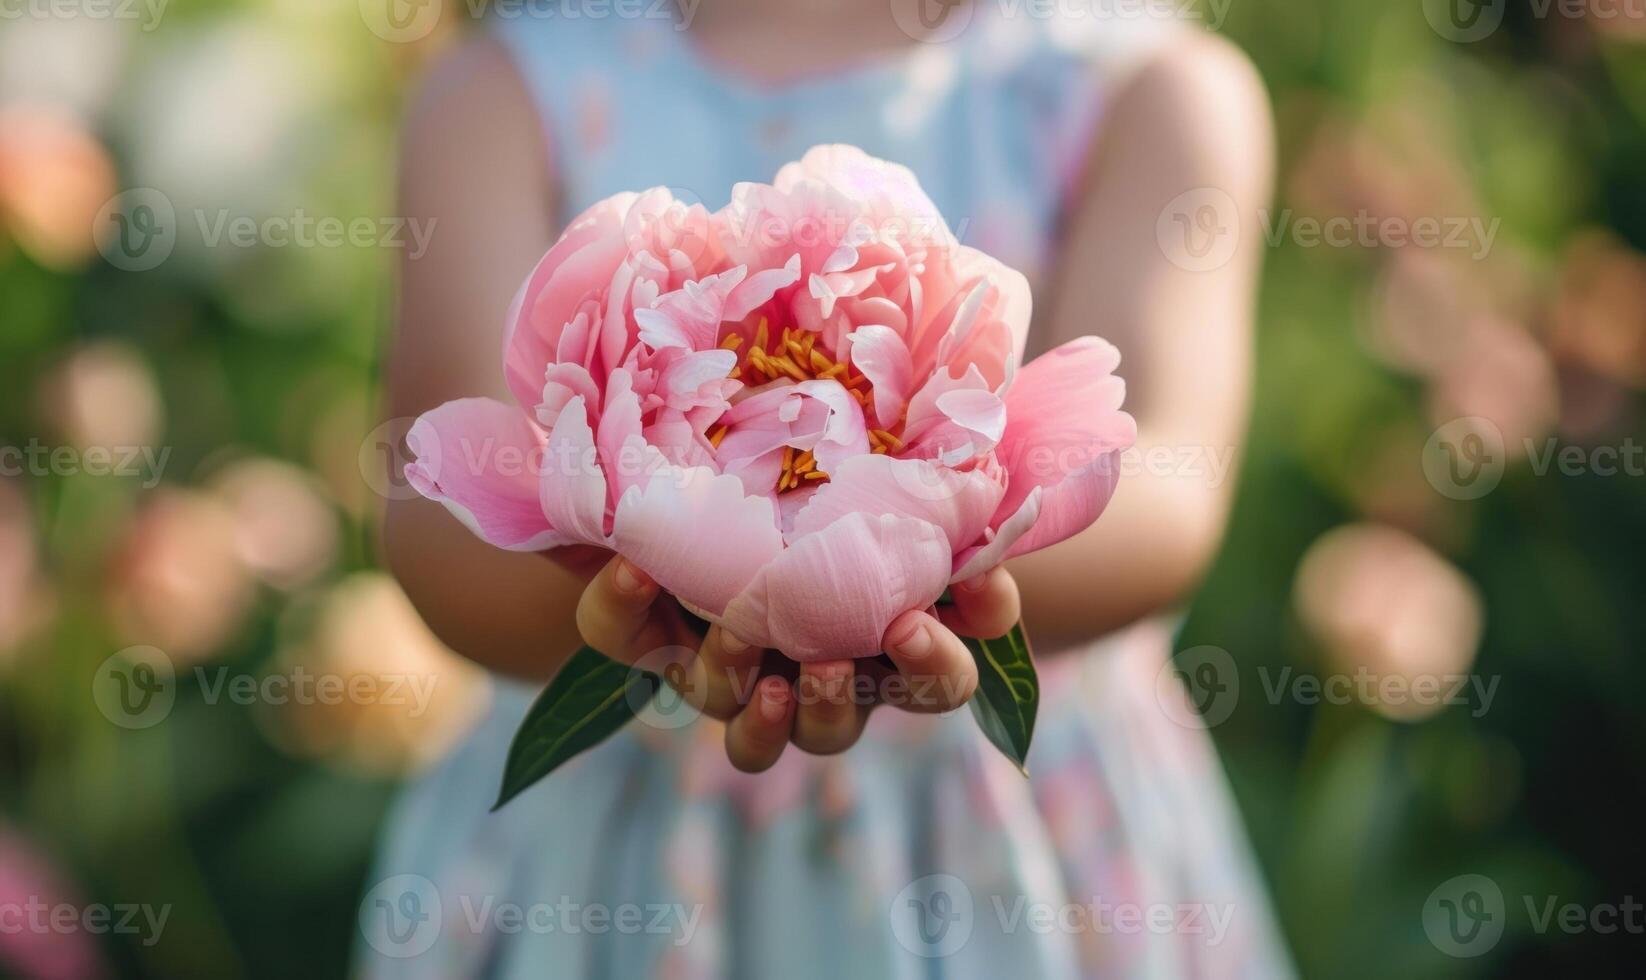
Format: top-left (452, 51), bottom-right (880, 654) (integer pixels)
top-left (1369, 251), bottom-right (1493, 376)
top-left (208, 457), bottom-right (338, 591)
top-left (1294, 524), bottom-right (1484, 721)
top-left (1427, 315), bottom-right (1559, 460)
top-left (0, 821), bottom-right (107, 980)
top-left (0, 103), bottom-right (114, 269)
top-left (1584, 0), bottom-right (1646, 39)
top-left (259, 572), bottom-right (489, 775)
top-left (407, 146), bottom-right (1135, 661)
top-left (1550, 230), bottom-right (1646, 389)
top-left (1287, 91), bottom-right (1481, 241)
top-left (38, 341), bottom-right (163, 453)
top-left (107, 489), bottom-right (254, 661)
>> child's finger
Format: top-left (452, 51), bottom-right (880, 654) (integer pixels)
top-left (677, 625), bottom-right (765, 721)
top-left (881, 610), bottom-right (979, 714)
top-left (574, 556), bottom-right (667, 663)
top-left (724, 676), bottom-right (794, 772)
top-left (938, 567), bottom-right (1021, 640)
top-left (791, 660), bottom-right (866, 756)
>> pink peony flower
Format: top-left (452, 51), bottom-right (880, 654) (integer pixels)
top-left (407, 146), bottom-right (1135, 661)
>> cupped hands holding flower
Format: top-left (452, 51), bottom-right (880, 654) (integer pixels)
top-left (403, 146), bottom-right (1135, 791)
top-left (563, 547), bottom-right (1021, 771)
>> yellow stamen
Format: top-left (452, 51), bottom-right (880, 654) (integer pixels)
top-left (872, 429), bottom-right (904, 451)
top-left (715, 316), bottom-right (914, 492)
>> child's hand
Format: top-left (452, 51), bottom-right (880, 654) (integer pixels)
top-left (573, 553), bottom-right (1018, 771)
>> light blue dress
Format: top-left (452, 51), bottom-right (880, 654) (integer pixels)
top-left (357, 10), bottom-right (1294, 979)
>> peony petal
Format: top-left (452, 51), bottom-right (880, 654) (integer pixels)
top-left (809, 267), bottom-right (881, 320)
top-left (612, 464), bottom-right (784, 617)
top-left (910, 253), bottom-right (1028, 394)
top-left (539, 395), bottom-right (610, 547)
top-left (720, 512), bottom-right (951, 661)
top-left (715, 384), bottom-right (801, 468)
top-left (773, 145), bottom-right (950, 244)
top-left (792, 379), bottom-right (869, 474)
top-left (1003, 450), bottom-right (1124, 560)
top-left (951, 486), bottom-right (1042, 581)
top-left (503, 194), bottom-right (636, 410)
top-left (849, 296), bottom-right (908, 337)
top-left (949, 248), bottom-right (1031, 387)
top-left (405, 398), bottom-right (564, 551)
top-left (634, 266), bottom-right (748, 351)
top-left (847, 325), bottom-right (913, 430)
top-left (992, 336), bottom-right (1136, 554)
top-left (536, 362), bottom-right (600, 430)
top-left (903, 363), bottom-right (989, 439)
top-left (932, 387), bottom-right (1006, 453)
top-left (597, 369), bottom-right (647, 516)
top-left (723, 254), bottom-right (801, 322)
top-left (931, 279), bottom-right (988, 371)
top-left (655, 348), bottom-right (738, 413)
top-left (723, 447), bottom-right (786, 499)
top-left (791, 454), bottom-right (1004, 552)
top-left (597, 257), bottom-right (640, 381)
top-left (808, 273), bottom-right (840, 320)
top-left (902, 367), bottom-right (1003, 465)
top-left (713, 380), bottom-right (867, 477)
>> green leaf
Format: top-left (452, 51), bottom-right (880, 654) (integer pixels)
top-left (963, 622), bottom-right (1038, 775)
top-left (492, 645), bottom-right (658, 811)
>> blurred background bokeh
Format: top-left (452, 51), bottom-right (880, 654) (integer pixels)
top-left (1, 1), bottom-right (1643, 977)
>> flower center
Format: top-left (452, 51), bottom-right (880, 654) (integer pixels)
top-left (706, 317), bottom-right (905, 492)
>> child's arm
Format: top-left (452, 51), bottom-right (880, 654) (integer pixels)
top-left (1007, 32), bottom-right (1275, 653)
top-left (381, 35), bottom-right (587, 680)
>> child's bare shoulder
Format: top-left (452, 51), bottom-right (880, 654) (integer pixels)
top-left (404, 34), bottom-right (537, 147)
